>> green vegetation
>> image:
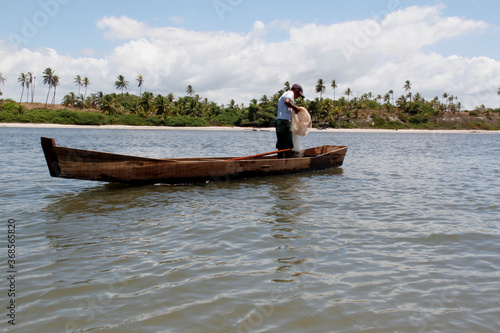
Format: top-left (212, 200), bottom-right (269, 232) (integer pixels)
top-left (1, 73), bottom-right (500, 130)
top-left (0, 100), bottom-right (209, 127)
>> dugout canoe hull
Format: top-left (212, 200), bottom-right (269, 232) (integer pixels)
top-left (41, 137), bottom-right (347, 185)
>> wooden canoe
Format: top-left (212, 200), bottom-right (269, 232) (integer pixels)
top-left (41, 137), bottom-right (347, 185)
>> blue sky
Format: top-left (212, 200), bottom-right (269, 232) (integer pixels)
top-left (3, 0), bottom-right (500, 58)
top-left (1, 0), bottom-right (499, 108)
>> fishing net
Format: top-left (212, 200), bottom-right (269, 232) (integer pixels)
top-left (290, 107), bottom-right (311, 157)
top-left (291, 107), bottom-right (312, 136)
top-left (292, 132), bottom-right (304, 156)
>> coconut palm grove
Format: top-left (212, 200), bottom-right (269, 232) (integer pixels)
top-left (1, 70), bottom-right (499, 130)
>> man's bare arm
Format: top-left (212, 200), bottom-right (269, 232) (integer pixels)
top-left (284, 98), bottom-right (300, 113)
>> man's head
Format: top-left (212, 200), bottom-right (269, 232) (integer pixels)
top-left (291, 84), bottom-right (305, 99)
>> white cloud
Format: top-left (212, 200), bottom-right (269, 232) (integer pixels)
top-left (96, 16), bottom-right (148, 40)
top-left (377, 5), bottom-right (488, 53)
top-left (352, 52), bottom-right (500, 105)
top-left (0, 5), bottom-right (499, 109)
top-left (79, 47), bottom-right (96, 57)
top-left (168, 16), bottom-right (184, 25)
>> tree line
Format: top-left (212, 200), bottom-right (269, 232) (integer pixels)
top-left (309, 79), bottom-right (500, 128)
top-left (1, 70), bottom-right (500, 128)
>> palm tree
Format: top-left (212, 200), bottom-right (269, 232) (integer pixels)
top-left (77, 94), bottom-right (85, 109)
top-left (0, 72), bottom-right (5, 96)
top-left (259, 95), bottom-right (269, 105)
top-left (283, 81), bottom-right (290, 91)
top-left (137, 75), bottom-right (144, 96)
top-left (316, 79), bottom-right (326, 100)
top-left (91, 91), bottom-right (105, 109)
top-left (139, 91), bottom-right (155, 115)
top-left (101, 94), bottom-right (118, 115)
top-left (23, 73), bottom-right (31, 103)
top-left (30, 75), bottom-right (36, 103)
top-left (384, 93), bottom-right (391, 112)
top-left (51, 75), bottom-right (60, 106)
top-left (404, 80), bottom-right (412, 103)
top-left (74, 75), bottom-right (82, 97)
top-left (447, 95), bottom-right (454, 104)
top-left (388, 89), bottom-right (394, 105)
top-left (186, 85), bottom-right (195, 96)
top-left (43, 68), bottom-right (55, 108)
top-left (62, 92), bottom-right (78, 107)
top-left (497, 87), bottom-right (500, 109)
top-left (167, 93), bottom-right (175, 102)
top-left (25, 74), bottom-right (31, 103)
top-left (375, 94), bottom-right (382, 117)
top-left (154, 94), bottom-right (169, 116)
top-left (442, 92), bottom-right (448, 112)
top-left (82, 77), bottom-right (91, 101)
top-left (26, 72), bottom-right (34, 103)
top-left (413, 92), bottom-right (423, 104)
top-left (396, 95), bottom-right (407, 111)
top-left (431, 96), bottom-right (440, 113)
top-left (18, 73), bottom-right (27, 103)
top-left (344, 88), bottom-right (352, 102)
top-left (85, 93), bottom-right (98, 109)
top-left (331, 80), bottom-right (337, 102)
top-left (115, 75), bottom-right (129, 99)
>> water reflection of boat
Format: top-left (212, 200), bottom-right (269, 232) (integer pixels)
top-left (41, 137), bottom-right (347, 185)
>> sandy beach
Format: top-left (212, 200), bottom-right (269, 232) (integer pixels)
top-left (1, 122), bottom-right (499, 134)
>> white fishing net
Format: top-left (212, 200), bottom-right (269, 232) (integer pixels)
top-left (291, 107), bottom-right (312, 157)
top-left (292, 133), bottom-right (304, 156)
top-left (291, 107), bottom-right (312, 136)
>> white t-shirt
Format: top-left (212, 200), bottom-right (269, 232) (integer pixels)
top-left (276, 90), bottom-right (295, 121)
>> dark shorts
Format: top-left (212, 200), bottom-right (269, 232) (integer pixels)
top-left (275, 119), bottom-right (293, 150)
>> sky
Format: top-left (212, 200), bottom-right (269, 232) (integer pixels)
top-left (1, 0), bottom-right (499, 109)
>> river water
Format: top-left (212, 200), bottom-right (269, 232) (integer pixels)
top-left (1, 126), bottom-right (499, 333)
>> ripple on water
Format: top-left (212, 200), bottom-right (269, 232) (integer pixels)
top-left (2, 128), bottom-right (500, 332)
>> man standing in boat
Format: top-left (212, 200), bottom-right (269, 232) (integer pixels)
top-left (275, 83), bottom-right (305, 158)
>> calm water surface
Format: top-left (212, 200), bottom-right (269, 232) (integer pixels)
top-left (1, 127), bottom-right (499, 333)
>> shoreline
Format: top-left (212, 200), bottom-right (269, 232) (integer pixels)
top-left (1, 122), bottom-right (499, 134)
